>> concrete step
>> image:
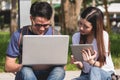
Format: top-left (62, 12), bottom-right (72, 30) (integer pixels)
top-left (0, 69), bottom-right (120, 80)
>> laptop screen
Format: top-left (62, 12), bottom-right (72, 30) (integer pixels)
top-left (22, 35), bottom-right (69, 65)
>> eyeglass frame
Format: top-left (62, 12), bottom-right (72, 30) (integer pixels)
top-left (31, 17), bottom-right (51, 28)
top-left (34, 23), bottom-right (51, 28)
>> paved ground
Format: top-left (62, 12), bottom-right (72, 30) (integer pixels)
top-left (0, 69), bottom-right (120, 80)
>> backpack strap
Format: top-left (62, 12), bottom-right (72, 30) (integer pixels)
top-left (18, 26), bottom-right (29, 64)
top-left (18, 26), bottom-right (60, 47)
top-left (18, 26), bottom-right (29, 49)
top-left (18, 29), bottom-right (23, 48)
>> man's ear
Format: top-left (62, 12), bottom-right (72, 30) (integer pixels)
top-left (30, 16), bottom-right (34, 25)
top-left (30, 16), bottom-right (32, 20)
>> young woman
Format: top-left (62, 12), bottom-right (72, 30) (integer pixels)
top-left (71, 7), bottom-right (115, 80)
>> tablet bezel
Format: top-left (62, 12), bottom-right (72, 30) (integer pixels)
top-left (70, 44), bottom-right (93, 61)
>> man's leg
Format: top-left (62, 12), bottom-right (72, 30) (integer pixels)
top-left (15, 67), bottom-right (37, 80)
top-left (47, 66), bottom-right (65, 80)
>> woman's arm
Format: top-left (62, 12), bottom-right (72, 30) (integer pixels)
top-left (82, 49), bottom-right (102, 67)
top-left (88, 59), bottom-right (101, 67)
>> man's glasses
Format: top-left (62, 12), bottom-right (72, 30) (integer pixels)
top-left (34, 24), bottom-right (51, 28)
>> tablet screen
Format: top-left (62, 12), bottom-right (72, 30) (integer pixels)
top-left (70, 44), bottom-right (93, 61)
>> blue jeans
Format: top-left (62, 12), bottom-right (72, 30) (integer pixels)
top-left (72, 67), bottom-right (113, 80)
top-left (15, 66), bottom-right (65, 80)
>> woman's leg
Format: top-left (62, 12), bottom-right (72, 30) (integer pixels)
top-left (72, 71), bottom-right (89, 80)
top-left (15, 67), bottom-right (37, 80)
top-left (89, 67), bottom-right (112, 80)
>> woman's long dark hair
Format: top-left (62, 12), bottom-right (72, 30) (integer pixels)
top-left (80, 7), bottom-right (108, 67)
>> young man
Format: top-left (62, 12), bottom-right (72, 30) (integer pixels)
top-left (5, 1), bottom-right (65, 80)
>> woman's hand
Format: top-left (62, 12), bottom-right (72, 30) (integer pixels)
top-left (81, 48), bottom-right (97, 64)
top-left (70, 55), bottom-right (83, 69)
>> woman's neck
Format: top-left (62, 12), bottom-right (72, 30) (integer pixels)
top-left (86, 32), bottom-right (94, 44)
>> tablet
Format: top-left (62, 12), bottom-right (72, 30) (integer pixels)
top-left (70, 44), bottom-right (93, 61)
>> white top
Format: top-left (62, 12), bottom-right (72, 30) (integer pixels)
top-left (72, 31), bottom-right (115, 73)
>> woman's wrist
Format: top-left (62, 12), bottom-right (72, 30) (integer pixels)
top-left (88, 59), bottom-right (96, 66)
top-left (92, 60), bottom-right (96, 66)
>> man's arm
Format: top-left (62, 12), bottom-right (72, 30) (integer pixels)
top-left (5, 56), bottom-right (22, 72)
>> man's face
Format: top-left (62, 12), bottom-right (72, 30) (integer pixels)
top-left (31, 16), bottom-right (51, 35)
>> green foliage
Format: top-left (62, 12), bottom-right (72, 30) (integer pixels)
top-left (109, 32), bottom-right (120, 69)
top-left (112, 56), bottom-right (120, 69)
top-left (0, 32), bottom-right (10, 72)
top-left (31, 0), bottom-right (48, 3)
top-left (66, 54), bottom-right (80, 71)
top-left (110, 33), bottom-right (120, 57)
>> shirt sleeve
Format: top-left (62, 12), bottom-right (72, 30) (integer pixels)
top-left (103, 31), bottom-right (109, 53)
top-left (72, 32), bottom-right (80, 44)
top-left (6, 30), bottom-right (20, 58)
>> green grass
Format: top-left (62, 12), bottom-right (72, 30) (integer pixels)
top-left (0, 31), bottom-right (120, 72)
top-left (0, 31), bottom-right (10, 72)
top-left (66, 54), bottom-right (80, 71)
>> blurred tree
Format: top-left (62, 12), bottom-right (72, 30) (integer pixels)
top-left (32, 0), bottom-right (47, 3)
top-left (48, 0), bottom-right (55, 27)
top-left (110, 0), bottom-right (120, 3)
top-left (92, 0), bottom-right (96, 7)
top-left (103, 0), bottom-right (111, 33)
top-left (10, 0), bottom-right (18, 36)
top-left (61, 0), bottom-right (83, 35)
top-left (82, 0), bottom-right (94, 9)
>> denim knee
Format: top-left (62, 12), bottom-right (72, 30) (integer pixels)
top-left (15, 67), bottom-right (37, 80)
top-left (90, 67), bottom-right (112, 80)
top-left (90, 66), bottom-right (99, 72)
top-left (47, 66), bottom-right (65, 80)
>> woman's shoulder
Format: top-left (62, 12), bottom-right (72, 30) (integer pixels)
top-left (72, 32), bottom-right (80, 38)
top-left (72, 32), bottom-right (80, 44)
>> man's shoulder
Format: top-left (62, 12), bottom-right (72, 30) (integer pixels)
top-left (11, 29), bottom-right (21, 38)
top-left (10, 26), bottom-right (29, 41)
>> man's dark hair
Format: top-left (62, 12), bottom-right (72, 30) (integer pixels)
top-left (30, 1), bottom-right (53, 20)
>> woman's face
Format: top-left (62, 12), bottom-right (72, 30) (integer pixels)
top-left (31, 16), bottom-right (51, 35)
top-left (78, 19), bottom-right (93, 35)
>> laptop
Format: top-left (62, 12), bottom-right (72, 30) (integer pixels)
top-left (22, 35), bottom-right (69, 65)
top-left (70, 44), bottom-right (93, 61)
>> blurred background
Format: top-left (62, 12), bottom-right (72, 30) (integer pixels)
top-left (0, 0), bottom-right (120, 34)
top-left (0, 0), bottom-right (120, 72)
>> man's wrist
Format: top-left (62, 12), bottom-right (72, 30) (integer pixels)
top-left (18, 65), bottom-right (23, 71)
